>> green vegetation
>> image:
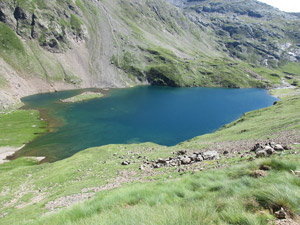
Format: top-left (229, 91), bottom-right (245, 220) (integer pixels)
top-left (70, 14), bottom-right (84, 35)
top-left (0, 23), bottom-right (25, 54)
top-left (280, 62), bottom-right (300, 76)
top-left (0, 89), bottom-right (299, 224)
top-left (0, 110), bottom-right (47, 147)
top-left (34, 157), bottom-right (300, 225)
top-left (0, 0), bottom-right (300, 223)
top-left (61, 92), bottom-right (104, 103)
top-left (0, 74), bottom-right (8, 88)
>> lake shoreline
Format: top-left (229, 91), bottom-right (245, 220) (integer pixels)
top-left (9, 86), bottom-right (277, 163)
top-left (2, 88), bottom-right (113, 164)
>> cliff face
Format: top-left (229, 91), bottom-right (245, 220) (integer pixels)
top-left (0, 0), bottom-right (299, 111)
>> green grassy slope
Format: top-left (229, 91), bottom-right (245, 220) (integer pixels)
top-left (0, 110), bottom-right (47, 147)
top-left (0, 88), bottom-right (299, 224)
top-left (35, 157), bottom-right (300, 225)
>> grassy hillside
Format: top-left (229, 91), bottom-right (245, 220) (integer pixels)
top-left (34, 156), bottom-right (300, 225)
top-left (0, 110), bottom-right (47, 147)
top-left (0, 88), bottom-right (300, 224)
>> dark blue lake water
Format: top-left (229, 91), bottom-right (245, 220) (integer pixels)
top-left (15, 86), bottom-right (277, 162)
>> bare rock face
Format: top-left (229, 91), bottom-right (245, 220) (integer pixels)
top-left (13, 6), bottom-right (27, 20)
top-left (0, 1), bottom-right (87, 53)
top-left (167, 0), bottom-right (300, 65)
top-left (0, 8), bottom-right (6, 22)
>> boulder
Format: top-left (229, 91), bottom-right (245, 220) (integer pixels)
top-left (269, 142), bottom-right (276, 148)
top-left (275, 207), bottom-right (287, 219)
top-left (157, 158), bottom-right (167, 164)
top-left (202, 151), bottom-right (220, 160)
top-left (188, 154), bottom-right (197, 161)
top-left (251, 143), bottom-right (264, 152)
top-left (196, 155), bottom-right (204, 162)
top-left (121, 161), bottom-right (130, 165)
top-left (256, 150), bottom-right (267, 158)
top-left (178, 150), bottom-right (187, 155)
top-left (181, 157), bottom-right (191, 165)
top-left (153, 164), bottom-right (160, 168)
top-left (264, 146), bottom-right (275, 155)
top-left (274, 144), bottom-right (284, 151)
top-left (223, 150), bottom-right (229, 155)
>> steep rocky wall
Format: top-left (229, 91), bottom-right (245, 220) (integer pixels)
top-left (0, 0), bottom-right (136, 111)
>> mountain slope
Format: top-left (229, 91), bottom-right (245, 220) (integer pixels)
top-left (0, 0), bottom-right (300, 111)
top-left (1, 88), bottom-right (300, 224)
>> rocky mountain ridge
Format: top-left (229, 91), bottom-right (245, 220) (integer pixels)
top-left (0, 0), bottom-right (299, 111)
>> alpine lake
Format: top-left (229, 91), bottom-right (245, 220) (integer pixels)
top-left (13, 86), bottom-right (278, 162)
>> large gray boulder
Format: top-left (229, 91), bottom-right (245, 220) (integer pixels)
top-left (274, 144), bottom-right (284, 151)
top-left (264, 146), bottom-right (276, 155)
top-left (256, 150), bottom-right (267, 158)
top-left (181, 157), bottom-right (191, 165)
top-left (202, 151), bottom-right (220, 160)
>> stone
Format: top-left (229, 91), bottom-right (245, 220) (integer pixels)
top-left (202, 151), bottom-right (220, 160)
top-left (264, 146), bottom-right (275, 155)
top-left (251, 143), bottom-right (264, 152)
top-left (121, 161), bottom-right (130, 165)
top-left (181, 157), bottom-right (191, 164)
top-left (188, 154), bottom-right (197, 161)
top-left (269, 142), bottom-right (276, 148)
top-left (274, 144), bottom-right (284, 151)
top-left (157, 158), bottom-right (167, 164)
top-left (251, 170), bottom-right (267, 178)
top-left (275, 207), bottom-right (287, 219)
top-left (223, 150), bottom-right (229, 155)
top-left (196, 155), bottom-right (204, 162)
top-left (178, 150), bottom-right (187, 155)
top-left (153, 164), bottom-right (160, 168)
top-left (256, 150), bottom-right (267, 158)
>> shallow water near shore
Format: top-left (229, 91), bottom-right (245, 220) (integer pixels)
top-left (13, 86), bottom-right (277, 162)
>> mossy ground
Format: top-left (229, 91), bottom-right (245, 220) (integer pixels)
top-left (0, 88), bottom-right (300, 224)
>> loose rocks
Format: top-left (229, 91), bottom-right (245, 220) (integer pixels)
top-left (150, 150), bottom-right (220, 169)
